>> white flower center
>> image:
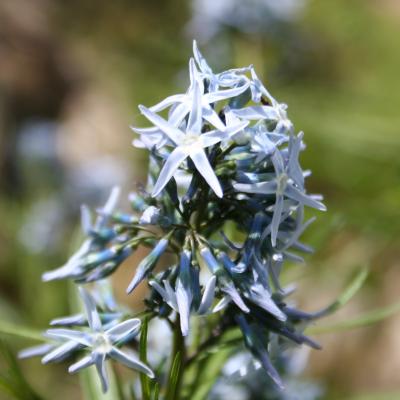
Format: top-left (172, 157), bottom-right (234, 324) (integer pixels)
top-left (93, 333), bottom-right (112, 354)
top-left (182, 133), bottom-right (202, 148)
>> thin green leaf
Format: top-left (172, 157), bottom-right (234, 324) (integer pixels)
top-left (0, 322), bottom-right (43, 341)
top-left (308, 300), bottom-right (400, 335)
top-left (317, 267), bottom-right (369, 317)
top-left (151, 383), bottom-right (160, 400)
top-left (139, 317), bottom-right (151, 400)
top-left (0, 341), bottom-right (43, 400)
top-left (165, 351), bottom-right (182, 400)
top-left (189, 347), bottom-right (233, 400)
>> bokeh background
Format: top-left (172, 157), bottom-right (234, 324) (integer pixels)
top-left (0, 0), bottom-right (399, 399)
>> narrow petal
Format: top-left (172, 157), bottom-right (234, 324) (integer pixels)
top-left (97, 186), bottom-right (121, 228)
top-left (149, 280), bottom-right (169, 303)
top-left (176, 278), bottom-right (191, 336)
top-left (221, 284), bottom-right (250, 313)
top-left (164, 279), bottom-right (178, 310)
top-left (149, 94), bottom-right (186, 112)
top-left (139, 105), bottom-right (184, 145)
top-left (205, 83), bottom-right (250, 103)
top-left (109, 347), bottom-right (154, 378)
top-left (190, 149), bottom-right (223, 198)
top-left (232, 106), bottom-right (278, 120)
top-left (234, 181), bottom-right (277, 195)
top-left (284, 185), bottom-right (327, 211)
top-left (68, 354), bottom-right (94, 373)
top-left (152, 146), bottom-right (189, 197)
top-left (19, 344), bottom-right (54, 359)
top-left (271, 194), bottom-right (284, 247)
top-left (192, 40), bottom-right (212, 75)
top-left (287, 132), bottom-right (304, 188)
top-left (202, 105), bottom-right (226, 130)
top-left (126, 238), bottom-right (169, 293)
top-left (176, 250), bottom-right (193, 335)
top-left (45, 329), bottom-right (92, 347)
top-left (168, 102), bottom-right (190, 126)
top-left (187, 78), bottom-right (203, 134)
top-left (212, 296), bottom-right (230, 313)
top-left (80, 205), bottom-right (92, 235)
top-left (79, 287), bottom-right (102, 332)
top-left (197, 276), bottom-right (216, 315)
top-left (42, 341), bottom-right (81, 364)
top-left (106, 319), bottom-right (141, 343)
top-left (221, 121), bottom-right (249, 138)
top-left (94, 352), bottom-right (109, 393)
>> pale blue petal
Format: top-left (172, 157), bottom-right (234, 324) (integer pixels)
top-left (222, 121), bottom-right (249, 138)
top-left (149, 280), bottom-right (169, 303)
top-left (168, 102), bottom-right (190, 126)
top-left (176, 278), bottom-right (191, 336)
top-left (42, 341), bottom-right (81, 364)
top-left (152, 146), bottom-right (189, 197)
top-left (197, 276), bottom-right (216, 315)
top-left (271, 194), bottom-right (284, 247)
top-left (202, 105), bottom-right (226, 130)
top-left (205, 83), bottom-right (250, 103)
top-left (234, 181), bottom-right (277, 195)
top-left (190, 149), bottom-right (223, 198)
top-left (106, 319), bottom-right (141, 343)
top-left (19, 344), bottom-right (54, 359)
top-left (126, 238), bottom-right (169, 293)
top-left (187, 78), bottom-right (203, 133)
top-left (139, 105), bottom-right (184, 145)
top-left (79, 287), bottom-right (102, 332)
top-left (164, 280), bottom-right (178, 310)
top-left (232, 106), bottom-right (278, 120)
top-left (221, 284), bottom-right (250, 313)
top-left (176, 250), bottom-right (193, 336)
top-left (109, 347), bottom-right (154, 378)
top-left (192, 40), bottom-right (212, 75)
top-left (80, 205), bottom-right (92, 235)
top-left (68, 354), bottom-right (94, 373)
top-left (212, 296), bottom-right (230, 313)
top-left (93, 352), bottom-right (108, 393)
top-left (284, 185), bottom-right (327, 211)
top-left (45, 329), bottom-right (92, 347)
top-left (149, 94), bottom-right (186, 112)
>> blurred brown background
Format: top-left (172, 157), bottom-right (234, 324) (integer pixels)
top-left (0, 0), bottom-right (399, 398)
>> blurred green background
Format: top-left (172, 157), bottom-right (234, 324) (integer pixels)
top-left (0, 0), bottom-right (399, 399)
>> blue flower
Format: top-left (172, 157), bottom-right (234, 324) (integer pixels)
top-left (234, 145), bottom-right (326, 246)
top-left (138, 90), bottom-right (248, 198)
top-left (21, 287), bottom-right (154, 393)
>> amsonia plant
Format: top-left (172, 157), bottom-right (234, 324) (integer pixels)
top-left (20, 41), bottom-right (330, 398)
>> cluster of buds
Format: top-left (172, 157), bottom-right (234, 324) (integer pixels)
top-left (21, 41), bottom-right (326, 392)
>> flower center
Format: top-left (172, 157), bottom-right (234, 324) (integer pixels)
top-left (93, 333), bottom-right (112, 354)
top-left (182, 133), bottom-right (202, 148)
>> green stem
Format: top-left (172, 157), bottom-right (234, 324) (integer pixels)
top-left (165, 316), bottom-right (185, 400)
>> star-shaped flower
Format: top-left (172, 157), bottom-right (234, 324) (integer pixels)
top-left (42, 187), bottom-right (121, 282)
top-left (149, 58), bottom-right (250, 132)
top-left (232, 68), bottom-right (294, 135)
top-left (139, 78), bottom-right (248, 198)
top-left (43, 287), bottom-right (154, 392)
top-left (192, 40), bottom-right (252, 92)
top-left (234, 143), bottom-right (326, 246)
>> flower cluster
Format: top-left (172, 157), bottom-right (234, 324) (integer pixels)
top-left (21, 41), bottom-right (326, 393)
